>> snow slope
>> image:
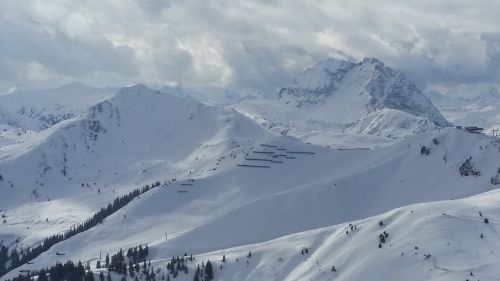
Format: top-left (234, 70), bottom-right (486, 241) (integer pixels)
top-left (234, 58), bottom-right (450, 145)
top-left (0, 106), bottom-right (41, 131)
top-left (134, 189), bottom-right (500, 281)
top-left (0, 84), bottom-right (273, 254)
top-left (4, 127), bottom-right (500, 280)
top-left (2, 81), bottom-right (499, 281)
top-left (0, 106), bottom-right (41, 150)
top-left (427, 87), bottom-right (500, 135)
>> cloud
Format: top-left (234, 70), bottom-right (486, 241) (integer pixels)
top-left (0, 0), bottom-right (499, 93)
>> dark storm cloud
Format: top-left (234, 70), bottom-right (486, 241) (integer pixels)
top-left (0, 0), bottom-right (499, 92)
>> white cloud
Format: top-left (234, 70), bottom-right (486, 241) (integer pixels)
top-left (0, 0), bottom-right (499, 92)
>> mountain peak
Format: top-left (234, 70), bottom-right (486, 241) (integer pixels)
top-left (361, 57), bottom-right (384, 66)
top-left (278, 57), bottom-right (451, 127)
top-left (57, 81), bottom-right (92, 90)
top-left (114, 84), bottom-right (160, 99)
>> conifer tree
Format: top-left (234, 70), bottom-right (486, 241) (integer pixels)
top-left (205, 260), bottom-right (214, 280)
top-left (129, 260), bottom-right (135, 277)
top-left (37, 270), bottom-right (48, 281)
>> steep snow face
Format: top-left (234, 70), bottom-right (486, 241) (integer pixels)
top-left (234, 58), bottom-right (450, 145)
top-left (0, 82), bottom-right (114, 128)
top-left (0, 84), bottom-right (272, 210)
top-left (345, 108), bottom-right (441, 138)
top-left (278, 58), bottom-right (449, 127)
top-left (287, 58), bottom-right (346, 92)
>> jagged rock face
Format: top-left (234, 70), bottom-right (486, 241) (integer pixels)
top-left (278, 58), bottom-right (450, 127)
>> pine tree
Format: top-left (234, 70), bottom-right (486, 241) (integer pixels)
top-left (129, 260), bottom-right (135, 277)
top-left (247, 250), bottom-right (252, 258)
top-left (106, 254), bottom-right (110, 268)
top-left (134, 262), bottom-right (140, 273)
top-left (10, 249), bottom-right (20, 267)
top-left (107, 271), bottom-right (112, 281)
top-left (194, 266), bottom-right (200, 281)
top-left (205, 260), bottom-right (214, 280)
top-left (99, 271), bottom-right (105, 281)
top-left (38, 269), bottom-right (48, 281)
top-left (85, 270), bottom-right (96, 281)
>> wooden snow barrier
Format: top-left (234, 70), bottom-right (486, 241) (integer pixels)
top-left (237, 164), bottom-right (271, 168)
top-left (285, 156), bottom-right (296, 159)
top-left (276, 147), bottom-right (286, 151)
top-left (243, 157), bottom-right (283, 163)
top-left (252, 151), bottom-right (275, 154)
top-left (180, 183), bottom-right (194, 186)
top-left (260, 144), bottom-right (277, 148)
top-left (337, 148), bottom-right (370, 151)
top-left (287, 151), bottom-right (316, 155)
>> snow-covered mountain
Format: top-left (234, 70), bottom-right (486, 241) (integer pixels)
top-left (0, 105), bottom-right (41, 131)
top-left (278, 58), bottom-right (448, 126)
top-left (0, 106), bottom-right (42, 149)
top-left (1, 74), bottom-right (499, 281)
top-left (426, 86), bottom-right (500, 134)
top-left (0, 84), bottom-right (271, 210)
top-left (0, 82), bottom-right (114, 128)
top-left (3, 123), bottom-right (500, 280)
top-left (235, 58), bottom-right (450, 145)
top-left (158, 85), bottom-right (246, 106)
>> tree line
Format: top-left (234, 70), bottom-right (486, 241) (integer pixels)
top-left (0, 181), bottom-right (162, 278)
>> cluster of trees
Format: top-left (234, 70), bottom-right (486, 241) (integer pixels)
top-left (491, 167), bottom-right (500, 185)
top-left (0, 245), bottom-right (9, 275)
top-left (459, 157), bottom-right (481, 177)
top-left (193, 261), bottom-right (213, 281)
top-left (300, 248), bottom-right (309, 255)
top-left (420, 145), bottom-right (431, 155)
top-left (378, 231), bottom-right (389, 248)
top-left (7, 260), bottom-right (95, 281)
top-left (106, 245), bottom-right (148, 275)
top-left (0, 181), bottom-right (162, 278)
top-left (166, 255), bottom-right (194, 278)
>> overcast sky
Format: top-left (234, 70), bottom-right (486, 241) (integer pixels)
top-left (1, 0), bottom-right (499, 94)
